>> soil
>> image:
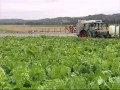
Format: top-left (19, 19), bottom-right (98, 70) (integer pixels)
top-left (0, 32), bottom-right (77, 37)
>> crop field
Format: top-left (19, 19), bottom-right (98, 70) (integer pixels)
top-left (0, 25), bottom-right (66, 33)
top-left (0, 36), bottom-right (120, 89)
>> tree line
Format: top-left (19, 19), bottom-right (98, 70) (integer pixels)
top-left (0, 14), bottom-right (120, 25)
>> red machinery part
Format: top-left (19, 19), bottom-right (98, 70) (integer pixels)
top-left (79, 31), bottom-right (88, 37)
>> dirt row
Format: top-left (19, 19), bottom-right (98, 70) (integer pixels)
top-left (0, 33), bottom-right (77, 37)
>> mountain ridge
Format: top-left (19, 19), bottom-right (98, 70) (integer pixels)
top-left (0, 13), bottom-right (120, 25)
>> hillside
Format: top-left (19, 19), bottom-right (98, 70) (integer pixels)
top-left (0, 13), bottom-right (120, 25)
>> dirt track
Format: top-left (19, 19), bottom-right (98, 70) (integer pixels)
top-left (0, 33), bottom-right (77, 37)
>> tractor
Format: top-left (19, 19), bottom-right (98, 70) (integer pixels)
top-left (76, 20), bottom-right (111, 38)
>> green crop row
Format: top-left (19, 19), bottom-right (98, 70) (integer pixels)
top-left (0, 36), bottom-right (120, 89)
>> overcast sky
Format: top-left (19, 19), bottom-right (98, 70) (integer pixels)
top-left (0, 0), bottom-right (120, 19)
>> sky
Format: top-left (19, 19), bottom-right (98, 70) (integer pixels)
top-left (0, 0), bottom-right (120, 19)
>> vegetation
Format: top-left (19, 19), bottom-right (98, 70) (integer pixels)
top-left (0, 13), bottom-right (120, 25)
top-left (0, 36), bottom-right (120, 89)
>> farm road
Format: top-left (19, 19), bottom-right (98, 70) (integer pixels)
top-left (0, 33), bottom-right (77, 37)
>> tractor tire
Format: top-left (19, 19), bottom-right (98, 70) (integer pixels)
top-left (79, 30), bottom-right (88, 37)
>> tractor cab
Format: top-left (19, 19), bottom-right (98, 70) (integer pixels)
top-left (76, 20), bottom-right (110, 38)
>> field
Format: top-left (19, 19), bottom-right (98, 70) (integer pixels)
top-left (0, 36), bottom-right (120, 89)
top-left (0, 25), bottom-right (66, 33)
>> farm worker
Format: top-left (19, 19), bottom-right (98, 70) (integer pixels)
top-left (71, 25), bottom-right (74, 33)
top-left (73, 25), bottom-right (76, 32)
top-left (69, 25), bottom-right (72, 32)
top-left (90, 24), bottom-right (95, 30)
top-left (106, 24), bottom-right (109, 30)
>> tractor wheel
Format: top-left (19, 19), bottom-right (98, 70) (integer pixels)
top-left (79, 31), bottom-right (88, 37)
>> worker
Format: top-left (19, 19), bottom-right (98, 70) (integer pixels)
top-left (69, 25), bottom-right (72, 32)
top-left (90, 23), bottom-right (95, 30)
top-left (106, 24), bottom-right (109, 30)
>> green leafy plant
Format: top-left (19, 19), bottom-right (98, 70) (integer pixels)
top-left (0, 36), bottom-right (120, 89)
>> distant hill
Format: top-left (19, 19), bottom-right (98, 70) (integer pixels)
top-left (0, 13), bottom-right (120, 25)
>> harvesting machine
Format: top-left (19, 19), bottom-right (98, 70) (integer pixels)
top-left (76, 20), bottom-right (120, 38)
